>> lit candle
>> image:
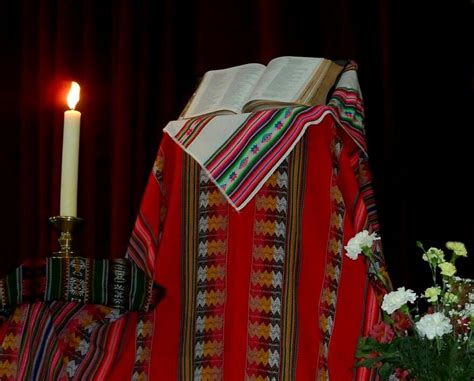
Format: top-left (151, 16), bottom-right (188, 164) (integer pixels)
top-left (60, 81), bottom-right (81, 217)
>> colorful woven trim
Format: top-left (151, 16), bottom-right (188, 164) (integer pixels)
top-left (131, 310), bottom-right (155, 381)
top-left (245, 139), bottom-right (306, 380)
top-left (0, 257), bottom-right (159, 312)
top-left (0, 305), bottom-right (28, 380)
top-left (179, 154), bottom-right (229, 381)
top-left (204, 106), bottom-right (316, 209)
top-left (316, 135), bottom-right (345, 380)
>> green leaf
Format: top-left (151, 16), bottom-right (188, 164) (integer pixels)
top-left (356, 356), bottom-right (383, 369)
top-left (379, 363), bottom-right (394, 380)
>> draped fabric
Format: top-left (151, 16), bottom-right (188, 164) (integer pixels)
top-left (113, 68), bottom-right (387, 380)
top-left (0, 65), bottom-right (388, 380)
top-left (119, 125), bottom-right (381, 380)
top-left (116, 124), bottom-right (369, 381)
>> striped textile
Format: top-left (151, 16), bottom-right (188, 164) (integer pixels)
top-left (245, 141), bottom-right (306, 380)
top-left (127, 149), bottom-right (167, 277)
top-left (0, 256), bottom-right (161, 380)
top-left (0, 257), bottom-right (159, 313)
top-left (327, 61), bottom-right (367, 154)
top-left (160, 61), bottom-right (391, 381)
top-left (0, 301), bottom-right (126, 381)
top-left (352, 160), bottom-right (389, 381)
top-left (177, 143), bottom-right (308, 381)
top-left (179, 156), bottom-right (229, 380)
top-left (164, 63), bottom-right (367, 211)
top-left (316, 135), bottom-right (346, 380)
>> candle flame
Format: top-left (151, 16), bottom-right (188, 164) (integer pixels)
top-left (67, 82), bottom-right (81, 110)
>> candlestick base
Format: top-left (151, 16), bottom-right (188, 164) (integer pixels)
top-left (49, 216), bottom-right (84, 257)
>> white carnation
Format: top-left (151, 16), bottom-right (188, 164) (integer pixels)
top-left (344, 230), bottom-right (380, 260)
top-left (344, 239), bottom-right (363, 260)
top-left (416, 312), bottom-right (452, 340)
top-left (381, 287), bottom-right (417, 314)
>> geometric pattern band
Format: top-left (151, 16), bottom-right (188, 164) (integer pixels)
top-left (0, 257), bottom-right (157, 313)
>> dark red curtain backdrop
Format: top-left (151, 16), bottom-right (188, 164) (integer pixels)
top-left (1, 1), bottom-right (473, 290)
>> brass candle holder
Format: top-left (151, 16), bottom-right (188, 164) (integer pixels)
top-left (49, 216), bottom-right (83, 257)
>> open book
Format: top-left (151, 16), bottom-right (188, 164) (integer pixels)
top-left (181, 56), bottom-right (344, 119)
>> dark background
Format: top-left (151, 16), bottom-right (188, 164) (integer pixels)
top-left (0, 0), bottom-right (472, 291)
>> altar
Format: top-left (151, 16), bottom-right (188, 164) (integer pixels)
top-left (0, 62), bottom-right (388, 381)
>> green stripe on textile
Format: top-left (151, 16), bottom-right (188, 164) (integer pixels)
top-left (92, 259), bottom-right (108, 305)
top-left (130, 264), bottom-right (146, 310)
top-left (46, 258), bottom-right (63, 300)
top-left (216, 107), bottom-right (303, 194)
top-left (5, 267), bottom-right (21, 305)
top-left (181, 117), bottom-right (209, 147)
top-left (1, 256), bottom-right (156, 311)
top-left (130, 264), bottom-right (137, 309)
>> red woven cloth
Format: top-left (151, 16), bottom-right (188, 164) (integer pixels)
top-left (110, 118), bottom-right (382, 380)
top-left (0, 64), bottom-right (386, 380)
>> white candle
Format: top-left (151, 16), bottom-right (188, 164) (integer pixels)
top-left (60, 82), bottom-right (81, 217)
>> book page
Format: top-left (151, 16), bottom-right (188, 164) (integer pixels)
top-left (245, 57), bottom-right (323, 106)
top-left (183, 63), bottom-right (265, 118)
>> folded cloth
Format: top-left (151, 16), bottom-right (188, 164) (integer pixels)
top-left (164, 63), bottom-right (366, 211)
top-left (0, 256), bottom-right (163, 314)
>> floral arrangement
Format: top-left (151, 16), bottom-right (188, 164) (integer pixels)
top-left (346, 231), bottom-right (474, 380)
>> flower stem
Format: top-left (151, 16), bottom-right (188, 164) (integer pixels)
top-left (364, 248), bottom-right (392, 292)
